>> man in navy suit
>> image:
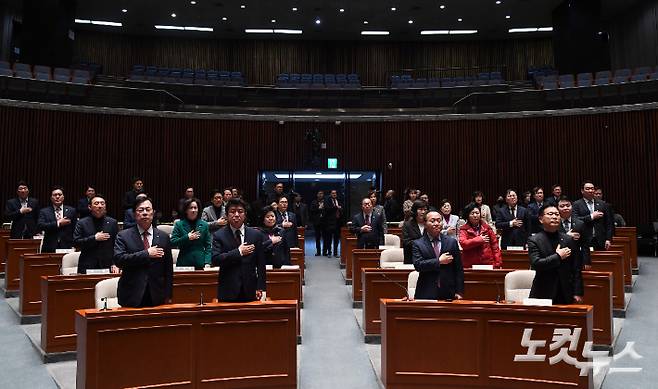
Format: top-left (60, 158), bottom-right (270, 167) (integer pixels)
top-left (557, 196), bottom-right (592, 270)
top-left (73, 195), bottom-right (119, 274)
top-left (4, 181), bottom-right (39, 239)
top-left (212, 198), bottom-right (266, 302)
top-left (37, 186), bottom-right (77, 253)
top-left (495, 189), bottom-right (529, 249)
top-left (350, 197), bottom-right (385, 249)
top-left (572, 181), bottom-right (614, 251)
top-left (275, 195), bottom-right (299, 248)
top-left (412, 211), bottom-right (464, 300)
top-left (528, 204), bottom-right (584, 304)
top-left (114, 197), bottom-right (173, 307)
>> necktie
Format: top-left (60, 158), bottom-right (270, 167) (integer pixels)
top-left (142, 231), bottom-right (150, 249)
top-left (55, 207), bottom-right (62, 220)
top-left (284, 212), bottom-right (288, 222)
top-left (563, 220), bottom-right (570, 231)
top-left (366, 214), bottom-right (371, 226)
top-left (235, 229), bottom-right (242, 245)
top-left (587, 200), bottom-right (594, 214)
top-left (510, 207), bottom-right (516, 218)
top-left (432, 239), bottom-right (441, 260)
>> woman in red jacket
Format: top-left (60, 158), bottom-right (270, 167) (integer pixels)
top-left (459, 202), bottom-right (502, 269)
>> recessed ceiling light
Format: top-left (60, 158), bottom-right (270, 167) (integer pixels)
top-left (190, 1), bottom-right (196, 4)
top-left (271, 19), bottom-right (276, 23)
top-left (496, 1), bottom-right (502, 4)
top-left (391, 7), bottom-right (396, 11)
top-left (315, 18), bottom-right (321, 24)
top-left (363, 20), bottom-right (368, 24)
top-left (339, 8), bottom-right (345, 12)
top-left (171, 13), bottom-right (176, 17)
top-left (292, 7), bottom-right (298, 11)
top-left (121, 9), bottom-right (127, 13)
top-left (222, 17), bottom-right (227, 21)
top-left (458, 18), bottom-right (463, 22)
top-left (408, 20), bottom-right (413, 24)
top-left (240, 5), bottom-right (246, 9)
top-left (361, 31), bottom-right (390, 35)
top-left (506, 15), bottom-right (511, 19)
top-left (440, 5), bottom-right (446, 9)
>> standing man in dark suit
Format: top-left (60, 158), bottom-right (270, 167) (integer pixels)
top-left (73, 195), bottom-right (119, 274)
top-left (122, 177), bottom-right (144, 210)
top-left (291, 193), bottom-right (309, 229)
top-left (572, 181), bottom-right (614, 251)
top-left (4, 181), bottom-right (39, 239)
top-left (266, 182), bottom-right (286, 204)
top-left (546, 184), bottom-right (562, 206)
top-left (114, 197), bottom-right (173, 308)
top-left (526, 186), bottom-right (545, 234)
top-left (495, 189), bottom-right (528, 249)
top-left (349, 197), bottom-right (385, 249)
top-left (383, 190), bottom-right (402, 222)
top-left (76, 185), bottom-right (96, 219)
top-left (309, 190), bottom-right (326, 256)
top-left (528, 204), bottom-right (584, 304)
top-left (275, 196), bottom-right (299, 249)
top-left (37, 186), bottom-right (77, 253)
top-left (412, 211), bottom-right (464, 300)
top-left (557, 196), bottom-right (591, 270)
top-left (324, 189), bottom-right (344, 257)
top-left (212, 198), bottom-right (266, 302)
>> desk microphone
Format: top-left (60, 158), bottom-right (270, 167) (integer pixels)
top-left (100, 297), bottom-right (108, 311)
top-left (378, 270), bottom-right (412, 300)
top-left (495, 280), bottom-right (502, 303)
top-left (198, 291), bottom-right (205, 306)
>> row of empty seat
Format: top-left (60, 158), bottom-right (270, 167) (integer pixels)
top-left (276, 73), bottom-right (361, 88)
top-left (391, 71), bottom-right (504, 88)
top-left (128, 65), bottom-right (245, 86)
top-left (539, 66), bottom-right (658, 89)
top-left (0, 61), bottom-right (93, 84)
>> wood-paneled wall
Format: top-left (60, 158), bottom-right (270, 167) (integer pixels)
top-left (1, 104), bottom-right (655, 226)
top-left (73, 31), bottom-right (554, 85)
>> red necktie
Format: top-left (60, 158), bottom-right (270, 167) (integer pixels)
top-left (366, 214), bottom-right (371, 225)
top-left (142, 231), bottom-right (150, 249)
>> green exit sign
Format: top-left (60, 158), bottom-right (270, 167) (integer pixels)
top-left (327, 158), bottom-right (338, 169)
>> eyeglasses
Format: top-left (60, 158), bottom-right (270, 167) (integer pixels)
top-left (136, 207), bottom-right (152, 213)
top-left (543, 212), bottom-right (560, 216)
top-left (228, 209), bottom-right (245, 214)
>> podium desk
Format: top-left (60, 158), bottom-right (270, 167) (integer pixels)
top-left (381, 299), bottom-right (593, 389)
top-left (4, 239), bottom-right (41, 295)
top-left (41, 269), bottom-right (302, 355)
top-left (351, 249), bottom-right (383, 305)
top-left (339, 227), bottom-right (352, 266)
top-left (614, 227), bottom-right (637, 270)
top-left (344, 237), bottom-right (358, 279)
top-left (76, 301), bottom-right (297, 389)
top-left (19, 253), bottom-right (63, 317)
top-left (0, 229), bottom-right (10, 273)
top-left (289, 248), bottom-right (305, 282)
top-left (362, 269), bottom-right (612, 347)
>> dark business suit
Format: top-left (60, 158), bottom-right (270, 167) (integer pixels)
top-left (4, 197), bottom-right (39, 238)
top-left (572, 198), bottom-right (614, 250)
top-left (559, 216), bottom-right (591, 265)
top-left (324, 198), bottom-right (344, 255)
top-left (291, 201), bottom-right (308, 228)
top-left (122, 189), bottom-right (141, 210)
top-left (211, 226), bottom-right (266, 302)
top-left (402, 219), bottom-right (423, 264)
top-left (114, 226), bottom-right (173, 307)
top-left (526, 202), bottom-right (544, 234)
top-left (309, 199), bottom-right (326, 255)
top-left (350, 212), bottom-right (385, 249)
top-left (73, 215), bottom-right (119, 273)
top-left (76, 197), bottom-right (92, 219)
top-left (37, 205), bottom-right (77, 253)
top-left (495, 205), bottom-right (529, 249)
top-left (259, 227), bottom-right (291, 268)
top-left (528, 230), bottom-right (584, 304)
top-left (276, 210), bottom-right (299, 248)
top-left (412, 234), bottom-right (464, 300)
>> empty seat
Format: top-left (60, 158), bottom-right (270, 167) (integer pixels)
top-left (477, 72), bottom-right (490, 80)
top-left (631, 73), bottom-right (648, 82)
top-left (0, 68), bottom-right (13, 77)
top-left (441, 79), bottom-right (456, 88)
top-left (504, 270), bottom-right (536, 302)
top-left (53, 68), bottom-right (71, 82)
top-left (72, 69), bottom-right (91, 84)
top-left (157, 225), bottom-right (174, 236)
top-left (380, 248), bottom-right (404, 268)
top-left (427, 78), bottom-right (441, 87)
top-left (95, 277), bottom-right (120, 309)
top-left (635, 66), bottom-right (652, 76)
top-left (472, 79), bottom-right (487, 86)
top-left (576, 73), bottom-right (592, 87)
top-left (14, 70), bottom-right (33, 79)
top-left (14, 63), bottom-right (31, 73)
top-left (414, 78), bottom-right (427, 87)
top-left (0, 60), bottom-right (10, 69)
top-left (384, 234), bottom-right (401, 247)
top-left (156, 68), bottom-right (170, 77)
top-left (61, 252), bottom-right (81, 275)
top-left (613, 68), bottom-right (631, 83)
top-left (407, 271), bottom-right (419, 299)
top-left (490, 71), bottom-right (503, 80)
top-left (650, 71), bottom-right (658, 81)
top-left (542, 79), bottom-right (559, 90)
top-left (558, 74), bottom-right (575, 88)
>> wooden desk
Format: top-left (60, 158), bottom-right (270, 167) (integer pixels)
top-left (41, 270), bottom-right (303, 354)
top-left (340, 227), bottom-right (351, 266)
top-left (501, 250), bottom-right (531, 270)
top-left (289, 248), bottom-right (305, 282)
top-left (614, 227), bottom-right (637, 270)
top-left (351, 249), bottom-right (383, 303)
top-left (609, 237), bottom-right (632, 287)
top-left (76, 301), bottom-right (297, 389)
top-left (344, 236), bottom-right (358, 280)
top-left (362, 269), bottom-right (612, 346)
top-left (4, 239), bottom-right (41, 295)
top-left (381, 299), bottom-right (593, 389)
top-left (19, 253), bottom-right (63, 316)
top-left (0, 229), bottom-right (10, 273)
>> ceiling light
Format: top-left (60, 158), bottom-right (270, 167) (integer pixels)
top-left (538, 27), bottom-right (554, 32)
top-left (361, 31), bottom-right (389, 35)
top-left (391, 7), bottom-right (396, 11)
top-left (271, 19), bottom-right (276, 23)
top-left (449, 30), bottom-right (478, 34)
top-left (245, 29), bottom-right (273, 33)
top-left (506, 15), bottom-right (511, 19)
top-left (121, 9), bottom-right (127, 13)
top-left (221, 17), bottom-right (227, 21)
top-left (184, 26), bottom-right (213, 31)
top-left (315, 18), bottom-right (321, 24)
top-left (74, 19), bottom-right (91, 24)
top-left (421, 29), bottom-right (478, 35)
top-left (292, 7), bottom-right (298, 11)
top-left (458, 18), bottom-right (463, 22)
top-left (363, 20), bottom-right (368, 24)
top-left (496, 1), bottom-right (502, 4)
top-left (440, 5), bottom-right (446, 9)
top-left (240, 5), bottom-right (246, 9)
top-left (171, 13), bottom-right (176, 17)
top-left (154, 25), bottom-right (213, 31)
top-left (275, 29), bottom-right (303, 34)
top-left (339, 8), bottom-right (345, 12)
top-left (155, 25), bottom-right (185, 30)
top-left (408, 20), bottom-right (413, 24)
top-left (190, 1), bottom-right (196, 4)
top-left (509, 27), bottom-right (555, 33)
top-left (91, 20), bottom-right (123, 26)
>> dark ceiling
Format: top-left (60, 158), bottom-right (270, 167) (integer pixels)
top-left (72, 0), bottom-right (567, 41)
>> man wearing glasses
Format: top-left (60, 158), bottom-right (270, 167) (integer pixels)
top-left (212, 198), bottom-right (266, 302)
top-left (114, 197), bottom-right (173, 308)
top-left (528, 204), bottom-right (584, 304)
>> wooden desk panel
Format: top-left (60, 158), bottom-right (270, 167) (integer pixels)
top-left (289, 248), bottom-right (305, 281)
top-left (591, 251), bottom-right (625, 310)
top-left (0, 229), bottom-right (10, 273)
top-left (340, 227), bottom-right (351, 266)
top-left (381, 300), bottom-right (593, 389)
top-left (363, 269), bottom-right (612, 346)
top-left (41, 270), bottom-right (303, 354)
top-left (501, 250), bottom-right (531, 270)
top-left (19, 253), bottom-right (63, 316)
top-left (5, 239), bottom-right (41, 292)
top-left (345, 237), bottom-right (358, 279)
top-left (609, 237), bottom-right (632, 287)
top-left (351, 249), bottom-right (383, 302)
top-left (614, 227), bottom-right (637, 269)
top-left (76, 301), bottom-right (297, 389)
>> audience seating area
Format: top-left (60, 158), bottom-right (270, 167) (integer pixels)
top-left (0, 61), bottom-right (93, 84)
top-left (390, 72), bottom-right (504, 88)
top-left (276, 73), bottom-right (361, 88)
top-left (128, 65), bottom-right (246, 86)
top-left (537, 66), bottom-right (658, 89)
